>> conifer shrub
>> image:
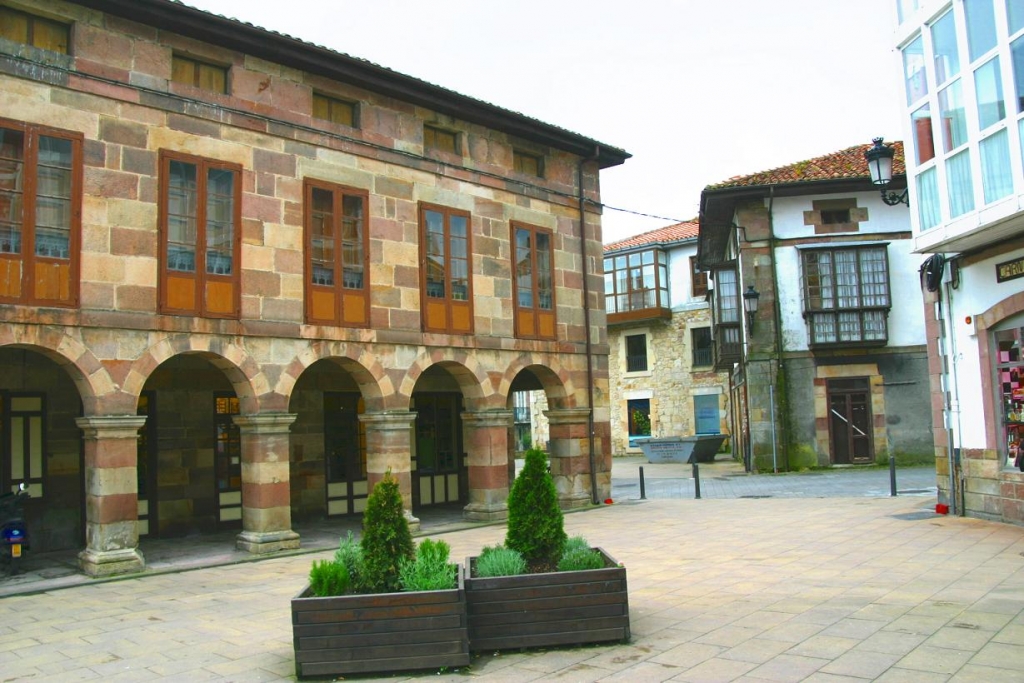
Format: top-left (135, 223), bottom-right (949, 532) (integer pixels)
top-left (474, 544), bottom-right (527, 578)
top-left (333, 531), bottom-right (364, 591)
top-left (359, 470), bottom-right (414, 593)
top-left (399, 539), bottom-right (457, 591)
top-left (309, 558), bottom-right (351, 597)
top-left (505, 447), bottom-right (566, 570)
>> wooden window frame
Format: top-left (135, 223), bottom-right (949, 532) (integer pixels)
top-left (0, 118), bottom-right (82, 308)
top-left (0, 7), bottom-right (70, 54)
top-left (424, 125), bottom-right (459, 155)
top-left (625, 333), bottom-right (649, 373)
top-left (303, 178), bottom-right (370, 327)
top-left (603, 248), bottom-right (669, 320)
top-left (511, 222), bottom-right (557, 340)
top-left (800, 245), bottom-right (891, 347)
top-left (690, 256), bottom-right (708, 298)
top-left (691, 327), bottom-right (713, 367)
top-left (513, 150), bottom-right (544, 178)
top-left (170, 53), bottom-right (229, 94)
top-left (312, 92), bottom-right (358, 128)
top-left (158, 150), bottom-right (242, 319)
top-left (419, 202), bottom-right (473, 334)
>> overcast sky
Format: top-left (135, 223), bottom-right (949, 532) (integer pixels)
top-left (183, 0), bottom-right (904, 243)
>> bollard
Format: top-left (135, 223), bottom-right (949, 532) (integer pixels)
top-left (639, 466), bottom-right (646, 500)
top-left (692, 462), bottom-right (701, 499)
top-left (889, 454), bottom-right (897, 497)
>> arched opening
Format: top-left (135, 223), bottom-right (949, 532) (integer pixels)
top-left (410, 365), bottom-right (468, 511)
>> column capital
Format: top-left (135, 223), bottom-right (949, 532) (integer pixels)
top-left (359, 411), bottom-right (417, 431)
top-left (232, 413), bottom-right (297, 435)
top-left (76, 415), bottom-right (147, 440)
top-left (544, 407), bottom-right (591, 426)
top-left (461, 409), bottom-right (513, 428)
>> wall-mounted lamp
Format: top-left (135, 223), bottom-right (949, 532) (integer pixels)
top-left (864, 137), bottom-right (909, 206)
top-left (743, 285), bottom-right (760, 329)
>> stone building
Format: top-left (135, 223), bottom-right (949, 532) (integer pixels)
top-left (0, 0), bottom-right (628, 576)
top-left (698, 143), bottom-right (934, 472)
top-left (604, 222), bottom-right (730, 456)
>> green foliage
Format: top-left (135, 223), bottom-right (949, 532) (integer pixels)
top-left (333, 531), bottom-right (364, 591)
top-left (360, 471), bottom-right (414, 593)
top-left (562, 535), bottom-right (590, 555)
top-left (399, 539), bottom-right (456, 592)
top-left (474, 544), bottom-right (527, 578)
top-left (505, 448), bottom-right (566, 568)
top-left (309, 558), bottom-right (351, 597)
top-left (789, 444), bottom-right (819, 471)
top-left (557, 546), bottom-right (605, 572)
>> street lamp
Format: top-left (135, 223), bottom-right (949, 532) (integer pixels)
top-left (864, 137), bottom-right (909, 206)
top-left (743, 285), bottom-right (760, 329)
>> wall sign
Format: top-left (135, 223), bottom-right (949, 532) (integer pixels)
top-left (997, 256), bottom-right (1024, 283)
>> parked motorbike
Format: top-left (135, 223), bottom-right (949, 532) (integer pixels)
top-left (0, 483), bottom-right (29, 575)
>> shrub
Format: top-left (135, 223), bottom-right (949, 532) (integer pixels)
top-left (333, 531), bottom-right (364, 591)
top-left (474, 544), bottom-right (527, 578)
top-left (309, 559), bottom-right (351, 597)
top-left (399, 539), bottom-right (456, 592)
top-left (505, 448), bottom-right (566, 570)
top-left (557, 546), bottom-right (605, 572)
top-left (562, 535), bottom-right (590, 555)
top-left (360, 470), bottom-right (414, 593)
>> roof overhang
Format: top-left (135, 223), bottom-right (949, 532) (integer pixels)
top-left (71, 0), bottom-right (630, 169)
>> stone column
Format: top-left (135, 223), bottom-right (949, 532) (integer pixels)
top-left (234, 413), bottom-right (300, 554)
top-left (360, 411), bottom-right (419, 530)
top-left (544, 407), bottom-right (593, 509)
top-left (461, 410), bottom-right (513, 521)
top-left (76, 415), bottom-right (148, 577)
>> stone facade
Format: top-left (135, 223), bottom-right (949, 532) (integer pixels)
top-left (0, 0), bottom-right (626, 575)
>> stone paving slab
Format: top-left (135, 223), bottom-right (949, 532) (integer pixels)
top-left (0, 492), bottom-right (1022, 681)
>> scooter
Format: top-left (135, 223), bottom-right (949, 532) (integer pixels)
top-left (0, 483), bottom-right (29, 576)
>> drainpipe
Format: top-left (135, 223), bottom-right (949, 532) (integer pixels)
top-left (943, 271), bottom-right (963, 515)
top-left (579, 148), bottom-right (600, 505)
top-left (765, 185), bottom-right (789, 470)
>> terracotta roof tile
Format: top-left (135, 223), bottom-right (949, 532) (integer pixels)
top-left (605, 221), bottom-right (698, 252)
top-left (706, 140), bottom-right (905, 190)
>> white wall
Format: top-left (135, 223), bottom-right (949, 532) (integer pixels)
top-left (666, 241), bottom-right (707, 311)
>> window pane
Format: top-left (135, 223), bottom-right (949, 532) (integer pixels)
top-left (980, 128), bottom-right (1014, 203)
top-left (1012, 35), bottom-right (1024, 113)
top-left (931, 11), bottom-right (960, 83)
top-left (310, 187), bottom-right (334, 286)
top-left (717, 269), bottom-right (738, 323)
top-left (536, 231), bottom-right (552, 310)
top-left (33, 17), bottom-right (68, 53)
top-left (916, 167), bottom-right (941, 230)
top-left (515, 228), bottom-right (533, 308)
top-left (425, 210), bottom-right (444, 297)
top-left (0, 127), bottom-right (25, 255)
top-left (975, 57), bottom-right (1006, 129)
top-left (911, 104), bottom-right (936, 163)
top-left (903, 35), bottom-right (928, 105)
top-left (946, 149), bottom-right (975, 218)
top-left (938, 81), bottom-right (968, 151)
top-left (341, 195), bottom-right (363, 288)
top-left (0, 9), bottom-right (29, 44)
top-left (859, 249), bottom-right (889, 307)
top-left (206, 168), bottom-right (234, 275)
top-left (965, 0), bottom-right (997, 61)
top-left (1011, 0), bottom-right (1024, 34)
top-left (167, 160), bottom-right (197, 272)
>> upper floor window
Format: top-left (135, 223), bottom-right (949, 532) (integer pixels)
top-left (625, 333), bottom-right (648, 373)
top-left (313, 93), bottom-right (357, 127)
top-left (965, 0), bottom-right (997, 62)
top-left (424, 125), bottom-right (458, 155)
top-left (159, 151), bottom-right (241, 318)
top-left (513, 150), bottom-right (544, 177)
top-left (801, 246), bottom-right (891, 346)
top-left (304, 179), bottom-right (369, 327)
top-left (903, 35), bottom-right (928, 106)
top-left (690, 256), bottom-right (707, 298)
top-left (420, 203), bottom-right (472, 334)
top-left (512, 222), bottom-right (556, 340)
top-left (0, 7), bottom-right (69, 54)
top-left (171, 54), bottom-right (228, 94)
top-left (692, 327), bottom-right (712, 367)
top-left (0, 119), bottom-right (81, 307)
top-left (603, 249), bottom-right (669, 320)
top-left (713, 267), bottom-right (739, 325)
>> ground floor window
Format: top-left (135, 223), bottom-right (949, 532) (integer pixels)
top-left (996, 326), bottom-right (1024, 468)
top-left (627, 398), bottom-right (651, 447)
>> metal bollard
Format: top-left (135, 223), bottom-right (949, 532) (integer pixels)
top-left (692, 462), bottom-right (701, 499)
top-left (889, 454), bottom-right (897, 497)
top-left (639, 466), bottom-right (646, 500)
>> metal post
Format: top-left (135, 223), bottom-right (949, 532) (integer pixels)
top-left (889, 454), bottom-right (897, 497)
top-left (639, 466), bottom-right (646, 500)
top-left (692, 462), bottom-right (701, 499)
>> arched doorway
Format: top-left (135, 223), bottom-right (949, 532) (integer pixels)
top-left (410, 365), bottom-right (467, 510)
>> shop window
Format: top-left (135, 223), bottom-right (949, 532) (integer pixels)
top-left (313, 93), bottom-right (357, 127)
top-left (304, 179), bottom-right (369, 327)
top-left (0, 120), bottom-right (81, 307)
top-left (159, 151), bottom-right (241, 318)
top-left (513, 150), bottom-right (543, 177)
top-left (424, 125), bottom-right (458, 154)
top-left (627, 398), bottom-right (651, 448)
top-left (512, 222), bottom-right (556, 340)
top-left (625, 333), bottom-right (648, 373)
top-left (419, 203), bottom-right (472, 334)
top-left (801, 245), bottom-right (890, 346)
top-left (171, 54), bottom-right (228, 94)
top-left (0, 7), bottom-right (69, 53)
top-left (996, 327), bottom-right (1024, 469)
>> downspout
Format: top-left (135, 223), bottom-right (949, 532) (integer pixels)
top-left (766, 185), bottom-right (789, 470)
top-left (943, 271), bottom-right (963, 515)
top-left (579, 148), bottom-right (600, 505)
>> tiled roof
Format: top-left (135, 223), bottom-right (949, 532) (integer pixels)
top-left (706, 141), bottom-right (905, 190)
top-left (605, 221), bottom-right (699, 252)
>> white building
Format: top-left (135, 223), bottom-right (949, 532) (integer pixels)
top-left (894, 0), bottom-right (1024, 524)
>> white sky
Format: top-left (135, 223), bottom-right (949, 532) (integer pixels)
top-left (183, 0), bottom-right (904, 243)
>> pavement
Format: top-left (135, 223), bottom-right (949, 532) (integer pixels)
top-left (1, 458), bottom-right (1022, 681)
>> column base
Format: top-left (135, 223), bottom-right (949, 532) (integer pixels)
top-left (463, 502), bottom-right (509, 522)
top-left (236, 529), bottom-right (300, 554)
top-left (558, 492), bottom-right (594, 509)
top-left (78, 547), bottom-right (145, 577)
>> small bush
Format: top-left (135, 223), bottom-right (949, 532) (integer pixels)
top-left (360, 471), bottom-right (415, 593)
top-left (475, 544), bottom-right (527, 578)
top-left (557, 546), bottom-right (605, 572)
top-left (333, 531), bottom-right (364, 591)
top-left (562, 535), bottom-right (590, 556)
top-left (309, 559), bottom-right (350, 597)
top-left (399, 539), bottom-right (456, 592)
top-left (506, 448), bottom-right (566, 570)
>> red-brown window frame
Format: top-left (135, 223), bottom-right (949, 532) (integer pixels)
top-left (170, 53), bottom-right (229, 94)
top-left (312, 92), bottom-right (358, 128)
top-left (0, 7), bottom-right (70, 54)
top-left (157, 150), bottom-right (242, 319)
top-left (424, 125), bottom-right (459, 155)
top-left (303, 178), bottom-right (370, 327)
top-left (511, 221), bottom-right (557, 340)
top-left (419, 202), bottom-right (473, 335)
top-left (0, 117), bottom-right (82, 308)
top-left (690, 256), bottom-right (708, 298)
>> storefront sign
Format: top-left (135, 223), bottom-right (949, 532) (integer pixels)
top-left (997, 256), bottom-right (1024, 283)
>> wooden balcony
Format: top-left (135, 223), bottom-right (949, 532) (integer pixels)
top-left (714, 323), bottom-right (741, 370)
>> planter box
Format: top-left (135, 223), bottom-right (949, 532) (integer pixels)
top-left (465, 548), bottom-right (629, 652)
top-left (291, 566), bottom-right (469, 679)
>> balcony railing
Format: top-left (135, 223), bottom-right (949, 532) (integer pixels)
top-left (692, 345), bottom-right (713, 368)
top-left (626, 354), bottom-right (648, 373)
top-left (714, 323), bottom-right (741, 370)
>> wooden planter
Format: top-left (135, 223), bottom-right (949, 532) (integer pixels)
top-left (465, 548), bottom-right (630, 652)
top-left (291, 566), bottom-right (470, 679)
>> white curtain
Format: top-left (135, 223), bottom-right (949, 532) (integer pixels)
top-left (945, 150), bottom-right (975, 218)
top-left (917, 168), bottom-right (941, 229)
